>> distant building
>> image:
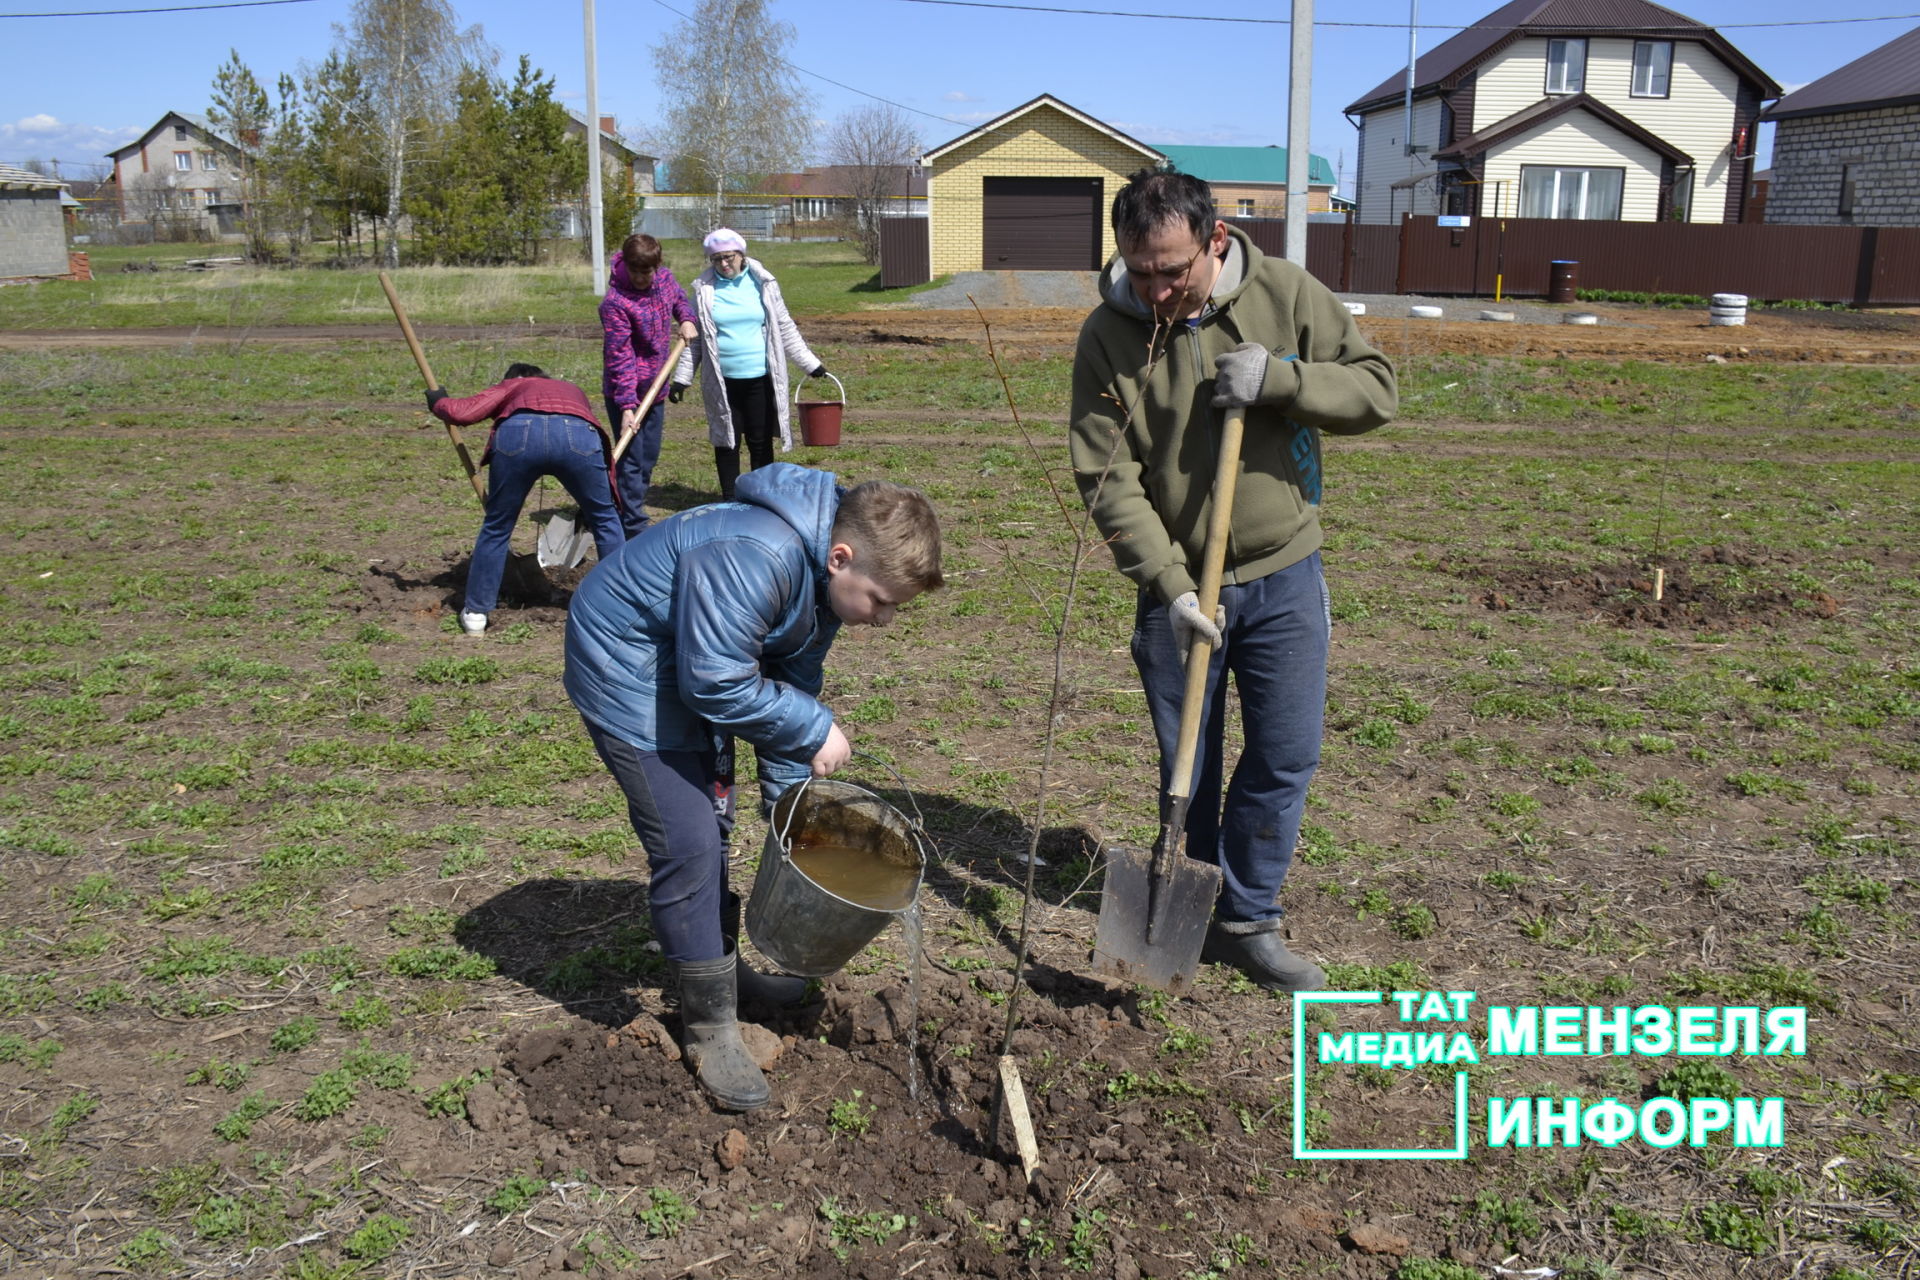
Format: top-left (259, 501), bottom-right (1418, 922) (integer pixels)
top-left (0, 163), bottom-right (72, 279)
top-left (1760, 25), bottom-right (1920, 226)
top-left (104, 112), bottom-right (249, 238)
top-left (1155, 144), bottom-right (1338, 215)
top-left (563, 113), bottom-right (657, 194)
top-left (1343, 0), bottom-right (1779, 224)
top-left (765, 165), bottom-right (928, 226)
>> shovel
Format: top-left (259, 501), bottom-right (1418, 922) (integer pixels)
top-left (535, 507), bottom-right (593, 570)
top-left (377, 271), bottom-right (550, 601)
top-left (609, 335), bottom-right (688, 465)
top-left (1092, 407), bottom-right (1246, 995)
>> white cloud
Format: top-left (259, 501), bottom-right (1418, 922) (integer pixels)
top-left (943, 109), bottom-right (998, 124)
top-left (942, 91), bottom-right (983, 103)
top-left (0, 114), bottom-right (144, 169)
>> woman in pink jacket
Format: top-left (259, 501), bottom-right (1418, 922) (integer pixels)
top-left (600, 233), bottom-right (698, 535)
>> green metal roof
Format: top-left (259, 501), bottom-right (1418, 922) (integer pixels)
top-left (1156, 144), bottom-right (1336, 188)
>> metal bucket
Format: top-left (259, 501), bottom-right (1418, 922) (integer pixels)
top-left (744, 774), bottom-right (928, 977)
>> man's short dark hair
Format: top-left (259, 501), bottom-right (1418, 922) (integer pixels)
top-left (503, 363), bottom-right (546, 381)
top-left (1111, 166), bottom-right (1216, 249)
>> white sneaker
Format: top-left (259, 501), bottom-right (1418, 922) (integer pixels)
top-left (459, 611), bottom-right (488, 635)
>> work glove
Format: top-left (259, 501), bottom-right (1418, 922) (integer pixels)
top-left (1168, 590), bottom-right (1224, 664)
top-left (425, 387), bottom-right (448, 409)
top-left (668, 383), bottom-right (687, 404)
top-left (811, 365), bottom-right (829, 379)
top-left (1209, 342), bottom-right (1271, 409)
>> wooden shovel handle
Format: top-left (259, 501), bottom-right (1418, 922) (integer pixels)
top-left (1165, 407), bottom-right (1246, 803)
top-left (379, 271), bottom-right (485, 507)
top-left (609, 336), bottom-right (688, 465)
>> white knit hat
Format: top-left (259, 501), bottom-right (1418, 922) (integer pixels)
top-left (702, 227), bottom-right (747, 255)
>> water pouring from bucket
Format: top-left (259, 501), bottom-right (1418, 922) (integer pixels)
top-left (745, 772), bottom-right (928, 977)
top-left (794, 372), bottom-right (846, 447)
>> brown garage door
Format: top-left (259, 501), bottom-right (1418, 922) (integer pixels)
top-left (982, 176), bottom-right (1102, 270)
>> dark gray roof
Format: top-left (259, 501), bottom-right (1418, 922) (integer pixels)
top-left (1344, 0), bottom-right (1779, 114)
top-left (1434, 91), bottom-right (1691, 163)
top-left (1760, 24), bottom-right (1920, 121)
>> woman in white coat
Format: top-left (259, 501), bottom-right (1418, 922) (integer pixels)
top-left (670, 228), bottom-right (830, 499)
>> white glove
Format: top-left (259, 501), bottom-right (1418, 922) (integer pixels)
top-left (1169, 591), bottom-right (1224, 663)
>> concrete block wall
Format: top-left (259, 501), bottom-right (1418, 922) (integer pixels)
top-left (0, 190), bottom-right (70, 278)
top-left (1766, 104), bottom-right (1920, 227)
top-left (927, 107), bottom-right (1151, 276)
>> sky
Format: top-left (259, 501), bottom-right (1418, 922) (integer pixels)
top-left (3, 0), bottom-right (1916, 186)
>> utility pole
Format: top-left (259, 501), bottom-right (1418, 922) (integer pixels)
top-left (1284, 0), bottom-right (1312, 267)
top-left (584, 0), bottom-right (607, 297)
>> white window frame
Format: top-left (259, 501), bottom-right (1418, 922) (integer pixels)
top-left (1545, 38), bottom-right (1587, 94)
top-left (1632, 41), bottom-right (1672, 97)
top-left (1518, 165), bottom-right (1624, 220)
top-left (202, 152), bottom-right (220, 171)
top-left (202, 188), bottom-right (221, 206)
top-left (174, 151), bottom-right (193, 172)
top-left (1237, 198), bottom-right (1255, 216)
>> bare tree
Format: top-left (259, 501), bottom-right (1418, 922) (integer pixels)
top-left (650, 0), bottom-right (813, 231)
top-left (822, 103), bottom-right (921, 264)
top-left (334, 0), bottom-right (491, 267)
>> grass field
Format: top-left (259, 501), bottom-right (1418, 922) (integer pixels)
top-left (0, 238), bottom-right (944, 330)
top-left (0, 277), bottom-right (1914, 1278)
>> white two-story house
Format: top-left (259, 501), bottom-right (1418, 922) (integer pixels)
top-left (1343, 0), bottom-right (1779, 225)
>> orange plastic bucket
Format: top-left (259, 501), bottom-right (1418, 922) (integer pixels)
top-left (794, 372), bottom-right (845, 447)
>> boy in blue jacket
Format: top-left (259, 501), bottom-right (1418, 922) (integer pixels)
top-left (564, 462), bottom-right (942, 1110)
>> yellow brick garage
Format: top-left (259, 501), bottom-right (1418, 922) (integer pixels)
top-left (922, 95), bottom-right (1161, 277)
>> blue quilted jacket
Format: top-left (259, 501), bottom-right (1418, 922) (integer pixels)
top-left (563, 462), bottom-right (842, 799)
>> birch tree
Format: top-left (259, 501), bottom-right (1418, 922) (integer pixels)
top-left (335, 0), bottom-right (490, 266)
top-left (649, 0), bottom-right (813, 230)
top-left (822, 103), bottom-right (921, 264)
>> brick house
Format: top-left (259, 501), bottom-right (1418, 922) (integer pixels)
top-left (1760, 25), bottom-right (1920, 227)
top-left (1343, 0), bottom-right (1779, 225)
top-left (104, 112), bottom-right (249, 238)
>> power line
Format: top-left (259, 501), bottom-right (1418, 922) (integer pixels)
top-left (892, 0), bottom-right (1920, 30)
top-left (0, 0), bottom-right (314, 17)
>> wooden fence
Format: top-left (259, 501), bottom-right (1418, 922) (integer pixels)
top-left (876, 211), bottom-right (1920, 305)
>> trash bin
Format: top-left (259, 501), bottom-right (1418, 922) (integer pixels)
top-left (1548, 260), bottom-right (1580, 304)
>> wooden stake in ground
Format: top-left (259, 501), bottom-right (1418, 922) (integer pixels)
top-left (997, 1055), bottom-right (1041, 1187)
top-left (1653, 566), bottom-right (1666, 601)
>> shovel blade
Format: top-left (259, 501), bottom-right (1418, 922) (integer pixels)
top-left (536, 513), bottom-right (592, 569)
top-left (1092, 841), bottom-right (1222, 996)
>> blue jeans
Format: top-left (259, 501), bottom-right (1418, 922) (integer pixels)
top-left (606, 395), bottom-right (664, 537)
top-left (467, 413), bottom-right (625, 615)
top-left (580, 718), bottom-right (738, 964)
top-left (1131, 552), bottom-right (1330, 926)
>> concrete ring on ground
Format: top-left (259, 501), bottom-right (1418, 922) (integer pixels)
top-left (1409, 305), bottom-right (1445, 319)
top-left (1479, 310), bottom-right (1516, 322)
top-left (1565, 313), bottom-right (1600, 325)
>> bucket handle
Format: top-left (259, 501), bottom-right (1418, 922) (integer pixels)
top-left (767, 753), bottom-right (932, 862)
top-left (792, 371), bottom-right (846, 407)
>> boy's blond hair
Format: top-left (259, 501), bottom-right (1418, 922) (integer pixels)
top-left (832, 481), bottom-right (944, 592)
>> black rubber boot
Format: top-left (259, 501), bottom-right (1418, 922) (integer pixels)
top-left (723, 890), bottom-right (808, 1008)
top-left (1200, 924), bottom-right (1327, 992)
top-left (674, 953), bottom-right (771, 1111)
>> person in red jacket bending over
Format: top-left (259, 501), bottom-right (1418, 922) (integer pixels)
top-left (428, 363), bottom-right (625, 635)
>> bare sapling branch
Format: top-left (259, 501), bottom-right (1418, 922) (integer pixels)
top-left (972, 292), bottom-right (1178, 1153)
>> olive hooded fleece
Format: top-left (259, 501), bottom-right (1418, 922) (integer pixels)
top-left (1069, 225), bottom-right (1397, 605)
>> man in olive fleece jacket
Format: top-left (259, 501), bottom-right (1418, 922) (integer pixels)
top-left (1070, 167), bottom-right (1397, 991)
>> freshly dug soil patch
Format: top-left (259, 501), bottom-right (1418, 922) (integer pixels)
top-left (1446, 546), bottom-right (1848, 629)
